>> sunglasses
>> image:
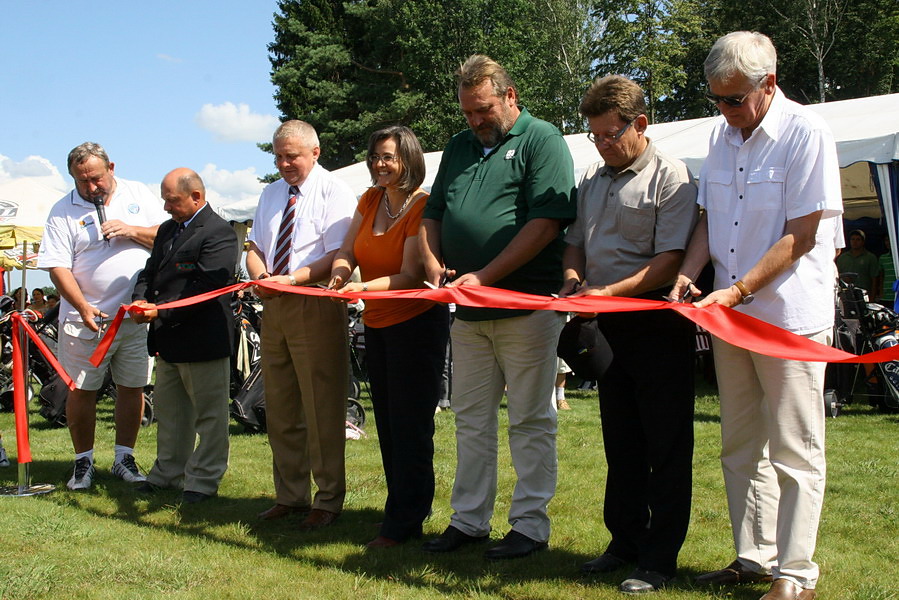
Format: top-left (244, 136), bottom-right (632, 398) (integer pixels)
top-left (705, 75), bottom-right (768, 107)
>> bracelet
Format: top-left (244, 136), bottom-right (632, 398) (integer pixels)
top-left (288, 273), bottom-right (297, 286)
top-left (362, 282), bottom-right (368, 292)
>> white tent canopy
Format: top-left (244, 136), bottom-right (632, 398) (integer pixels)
top-left (319, 92), bottom-right (899, 197)
top-left (211, 94), bottom-right (899, 234)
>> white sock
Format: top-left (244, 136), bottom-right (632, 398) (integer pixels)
top-left (114, 445), bottom-right (134, 464)
top-left (75, 449), bottom-right (94, 464)
top-left (555, 386), bottom-right (565, 401)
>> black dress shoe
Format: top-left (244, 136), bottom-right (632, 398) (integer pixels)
top-left (182, 491), bottom-right (213, 504)
top-left (422, 525), bottom-right (489, 553)
top-left (483, 530), bottom-right (547, 560)
top-left (619, 569), bottom-right (671, 594)
top-left (581, 552), bottom-right (628, 574)
top-left (135, 481), bottom-right (162, 494)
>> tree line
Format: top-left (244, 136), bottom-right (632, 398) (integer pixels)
top-left (264, 0), bottom-right (898, 171)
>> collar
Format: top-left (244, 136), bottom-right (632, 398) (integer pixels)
top-left (292, 162), bottom-right (322, 198)
top-left (180, 202), bottom-right (207, 229)
top-left (725, 86), bottom-right (785, 145)
top-left (599, 138), bottom-right (655, 178)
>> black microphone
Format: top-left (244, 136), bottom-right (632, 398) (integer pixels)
top-left (89, 196), bottom-right (109, 243)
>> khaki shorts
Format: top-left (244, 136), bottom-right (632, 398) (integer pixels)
top-left (58, 319), bottom-right (153, 391)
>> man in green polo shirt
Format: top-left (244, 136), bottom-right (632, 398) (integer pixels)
top-left (420, 54), bottom-right (576, 560)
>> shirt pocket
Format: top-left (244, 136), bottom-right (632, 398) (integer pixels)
top-left (617, 199), bottom-right (655, 246)
top-left (704, 170), bottom-right (733, 213)
top-left (292, 216), bottom-right (324, 252)
top-left (746, 167), bottom-right (785, 211)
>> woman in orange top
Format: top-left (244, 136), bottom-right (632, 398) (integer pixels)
top-left (329, 126), bottom-right (450, 548)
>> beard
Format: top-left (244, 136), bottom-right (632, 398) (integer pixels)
top-left (472, 106), bottom-right (515, 148)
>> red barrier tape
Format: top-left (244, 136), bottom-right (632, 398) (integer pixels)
top-left (8, 313), bottom-right (75, 465)
top-left (90, 280), bottom-right (899, 368)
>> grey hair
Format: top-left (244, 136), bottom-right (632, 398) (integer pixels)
top-left (273, 120), bottom-right (319, 149)
top-left (67, 142), bottom-right (110, 175)
top-left (704, 31), bottom-right (777, 84)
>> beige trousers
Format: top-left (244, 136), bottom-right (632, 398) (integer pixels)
top-left (712, 329), bottom-right (830, 589)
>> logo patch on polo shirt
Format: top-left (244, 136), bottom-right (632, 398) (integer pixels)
top-left (504, 149), bottom-right (516, 160)
top-left (128, 203), bottom-right (140, 214)
top-left (176, 262), bottom-right (197, 272)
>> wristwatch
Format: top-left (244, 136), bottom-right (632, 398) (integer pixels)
top-left (734, 280), bottom-right (755, 305)
top-left (287, 273), bottom-right (298, 286)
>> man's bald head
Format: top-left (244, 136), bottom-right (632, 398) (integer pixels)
top-left (161, 168), bottom-right (206, 223)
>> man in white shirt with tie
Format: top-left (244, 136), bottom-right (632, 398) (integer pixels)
top-left (246, 120), bottom-right (356, 529)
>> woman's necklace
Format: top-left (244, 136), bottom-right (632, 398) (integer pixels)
top-left (384, 191), bottom-right (414, 220)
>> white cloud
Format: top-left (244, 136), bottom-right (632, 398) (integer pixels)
top-left (156, 53), bottom-right (182, 63)
top-left (200, 163), bottom-right (265, 222)
top-left (195, 102), bottom-right (279, 143)
top-left (0, 154), bottom-right (67, 191)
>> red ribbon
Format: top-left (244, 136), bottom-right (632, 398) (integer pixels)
top-left (9, 312), bottom-right (75, 465)
top-left (90, 280), bottom-right (899, 368)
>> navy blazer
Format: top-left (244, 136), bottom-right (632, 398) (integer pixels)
top-left (132, 204), bottom-right (239, 363)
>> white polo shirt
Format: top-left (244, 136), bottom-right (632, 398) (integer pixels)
top-left (38, 178), bottom-right (167, 336)
top-left (698, 87), bottom-right (843, 334)
top-left (248, 163), bottom-right (356, 275)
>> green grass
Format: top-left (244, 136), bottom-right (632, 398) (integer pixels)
top-left (1, 378), bottom-right (897, 600)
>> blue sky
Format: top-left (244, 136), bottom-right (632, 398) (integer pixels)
top-left (0, 2), bottom-right (284, 290)
top-left (1, 1), bottom-right (281, 201)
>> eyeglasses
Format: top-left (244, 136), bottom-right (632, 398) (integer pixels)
top-left (705, 75), bottom-right (767, 107)
top-left (367, 154), bottom-right (398, 164)
top-left (587, 121), bottom-right (633, 147)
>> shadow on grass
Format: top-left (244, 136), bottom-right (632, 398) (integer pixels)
top-left (6, 462), bottom-right (758, 597)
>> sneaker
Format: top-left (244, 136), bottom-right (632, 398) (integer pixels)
top-left (111, 454), bottom-right (147, 483)
top-left (67, 457), bottom-right (96, 490)
top-left (557, 398), bottom-right (571, 410)
top-left (0, 445), bottom-right (10, 467)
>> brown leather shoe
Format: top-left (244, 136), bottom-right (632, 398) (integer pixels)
top-left (366, 535), bottom-right (401, 549)
top-left (299, 508), bottom-right (340, 531)
top-left (759, 579), bottom-right (817, 600)
top-left (695, 559), bottom-right (773, 585)
top-left (257, 503), bottom-right (311, 521)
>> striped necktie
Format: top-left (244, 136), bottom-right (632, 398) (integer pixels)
top-left (271, 185), bottom-right (299, 275)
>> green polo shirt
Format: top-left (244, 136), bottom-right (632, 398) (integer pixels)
top-left (425, 108), bottom-right (576, 321)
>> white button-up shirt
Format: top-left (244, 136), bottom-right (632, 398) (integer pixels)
top-left (698, 87), bottom-right (843, 334)
top-left (248, 163), bottom-right (356, 275)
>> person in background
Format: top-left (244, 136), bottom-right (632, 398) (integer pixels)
top-left (246, 120), bottom-right (356, 530)
top-left (37, 142), bottom-right (166, 491)
top-left (835, 229), bottom-right (879, 294)
top-left (130, 168), bottom-right (238, 504)
top-left (562, 74), bottom-right (698, 593)
top-left (30, 288), bottom-right (49, 313)
top-left (329, 125), bottom-right (450, 548)
top-left (670, 32), bottom-right (841, 600)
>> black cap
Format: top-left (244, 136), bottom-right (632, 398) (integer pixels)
top-left (557, 316), bottom-right (614, 381)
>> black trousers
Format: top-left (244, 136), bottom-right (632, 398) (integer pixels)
top-left (595, 307), bottom-right (695, 577)
top-left (365, 304), bottom-right (450, 541)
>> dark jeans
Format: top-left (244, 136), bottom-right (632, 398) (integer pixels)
top-left (595, 307), bottom-right (695, 577)
top-left (365, 304), bottom-right (450, 541)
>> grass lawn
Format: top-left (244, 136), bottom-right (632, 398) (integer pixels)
top-left (1, 377), bottom-right (897, 600)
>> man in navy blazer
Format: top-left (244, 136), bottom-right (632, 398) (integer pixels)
top-left (130, 168), bottom-right (238, 503)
